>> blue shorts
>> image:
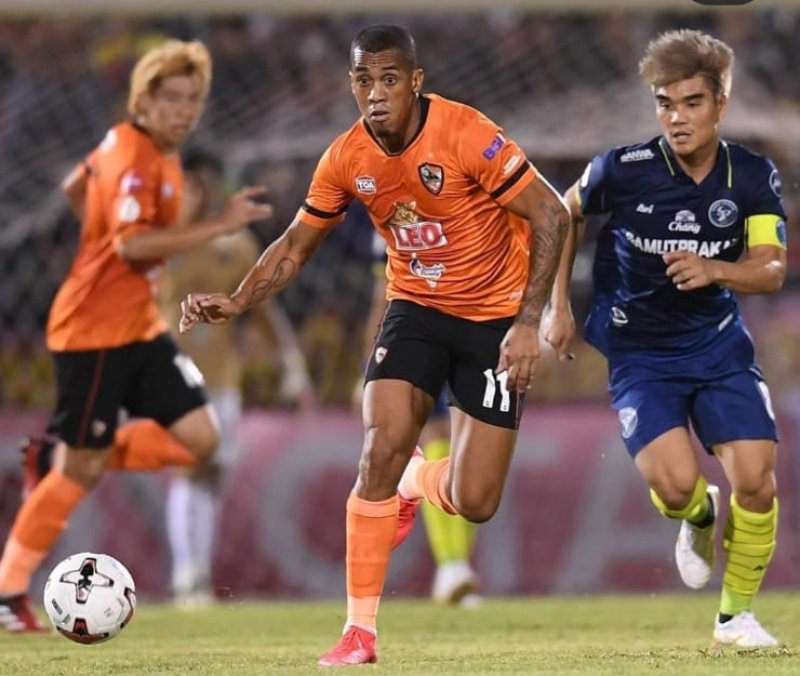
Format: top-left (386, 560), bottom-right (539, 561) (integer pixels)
top-left (430, 389), bottom-right (449, 420)
top-left (609, 323), bottom-right (778, 457)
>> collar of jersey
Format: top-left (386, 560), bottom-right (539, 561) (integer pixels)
top-left (361, 94), bottom-right (430, 157)
top-left (657, 136), bottom-right (732, 188)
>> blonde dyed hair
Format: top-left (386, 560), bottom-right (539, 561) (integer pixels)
top-left (639, 29), bottom-right (734, 99)
top-left (127, 39), bottom-right (212, 115)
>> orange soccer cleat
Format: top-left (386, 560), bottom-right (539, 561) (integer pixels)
top-left (318, 625), bottom-right (377, 666)
top-left (0, 594), bottom-right (50, 634)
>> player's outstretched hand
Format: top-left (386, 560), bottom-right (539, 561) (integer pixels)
top-left (497, 322), bottom-right (541, 393)
top-left (179, 292), bottom-right (243, 333)
top-left (219, 186), bottom-right (274, 233)
top-left (663, 251), bottom-right (719, 291)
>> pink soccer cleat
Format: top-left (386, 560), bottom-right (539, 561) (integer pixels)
top-left (318, 625), bottom-right (377, 666)
top-left (0, 594), bottom-right (50, 634)
top-left (393, 446), bottom-right (423, 549)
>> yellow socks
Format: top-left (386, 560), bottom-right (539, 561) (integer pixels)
top-left (720, 496), bottom-right (778, 616)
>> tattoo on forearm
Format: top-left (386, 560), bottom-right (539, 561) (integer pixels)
top-left (236, 232), bottom-right (300, 309)
top-left (247, 257), bottom-right (297, 306)
top-left (518, 200), bottom-right (569, 326)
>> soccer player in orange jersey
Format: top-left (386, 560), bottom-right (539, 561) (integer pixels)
top-left (0, 40), bottom-right (271, 633)
top-left (180, 25), bottom-right (570, 666)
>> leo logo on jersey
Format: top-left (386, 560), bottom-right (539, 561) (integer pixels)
top-left (388, 201), bottom-right (447, 251)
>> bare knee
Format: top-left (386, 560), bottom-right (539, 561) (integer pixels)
top-left (732, 473), bottom-right (776, 512)
top-left (648, 474), bottom-right (698, 511)
top-left (171, 408), bottom-right (220, 462)
top-left (452, 486), bottom-right (501, 523)
top-left (183, 428), bottom-right (219, 463)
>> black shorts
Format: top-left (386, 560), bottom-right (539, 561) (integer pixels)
top-left (51, 332), bottom-right (208, 449)
top-left (365, 300), bottom-right (523, 429)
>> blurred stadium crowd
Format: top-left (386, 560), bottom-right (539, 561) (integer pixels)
top-left (1, 9), bottom-right (799, 409)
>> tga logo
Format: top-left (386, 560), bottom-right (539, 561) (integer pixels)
top-left (692, 0), bottom-right (752, 4)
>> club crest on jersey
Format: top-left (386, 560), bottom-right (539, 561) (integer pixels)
top-left (418, 163), bottom-right (444, 195)
top-left (388, 201), bottom-right (447, 251)
top-left (355, 175), bottom-right (376, 194)
top-left (708, 199), bottom-right (738, 228)
top-left (410, 258), bottom-right (446, 289)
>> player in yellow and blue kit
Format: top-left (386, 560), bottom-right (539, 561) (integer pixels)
top-left (549, 29), bottom-right (788, 649)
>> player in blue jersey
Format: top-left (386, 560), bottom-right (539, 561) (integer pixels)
top-left (551, 29), bottom-right (787, 649)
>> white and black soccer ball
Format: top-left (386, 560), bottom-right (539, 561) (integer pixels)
top-left (43, 552), bottom-right (136, 644)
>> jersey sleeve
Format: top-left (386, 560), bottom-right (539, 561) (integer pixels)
top-left (743, 157), bottom-right (787, 250)
top-left (577, 150), bottom-right (616, 216)
top-left (458, 111), bottom-right (536, 207)
top-left (98, 143), bottom-right (164, 249)
top-left (298, 142), bottom-right (353, 229)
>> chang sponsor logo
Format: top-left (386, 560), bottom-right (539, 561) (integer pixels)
top-left (708, 199), bottom-right (738, 228)
top-left (668, 209), bottom-right (701, 234)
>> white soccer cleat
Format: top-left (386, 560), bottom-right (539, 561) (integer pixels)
top-left (432, 560), bottom-right (480, 606)
top-left (675, 484), bottom-right (720, 590)
top-left (712, 611), bottom-right (780, 649)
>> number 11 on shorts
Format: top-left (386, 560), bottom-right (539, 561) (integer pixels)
top-left (482, 369), bottom-right (511, 411)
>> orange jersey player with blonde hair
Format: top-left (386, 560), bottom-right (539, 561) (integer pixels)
top-left (180, 25), bottom-right (570, 667)
top-left (0, 39), bottom-right (271, 634)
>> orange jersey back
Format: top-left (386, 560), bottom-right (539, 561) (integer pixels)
top-left (47, 123), bottom-right (184, 351)
top-left (300, 94), bottom-right (536, 321)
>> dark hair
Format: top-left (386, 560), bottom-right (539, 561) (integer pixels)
top-left (350, 24), bottom-right (417, 69)
top-left (182, 147), bottom-right (224, 174)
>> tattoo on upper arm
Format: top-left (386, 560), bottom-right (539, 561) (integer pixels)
top-left (517, 199), bottom-right (570, 326)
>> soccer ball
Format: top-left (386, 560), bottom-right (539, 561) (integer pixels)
top-left (43, 552), bottom-right (136, 644)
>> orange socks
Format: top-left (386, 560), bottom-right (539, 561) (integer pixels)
top-left (413, 458), bottom-right (459, 515)
top-left (0, 470), bottom-right (86, 595)
top-left (108, 420), bottom-right (197, 471)
top-left (345, 493), bottom-right (399, 632)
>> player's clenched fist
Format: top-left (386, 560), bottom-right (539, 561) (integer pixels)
top-left (179, 292), bottom-right (243, 333)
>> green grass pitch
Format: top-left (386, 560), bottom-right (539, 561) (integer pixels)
top-left (1, 592), bottom-right (797, 675)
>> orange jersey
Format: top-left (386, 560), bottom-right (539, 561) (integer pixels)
top-left (47, 122), bottom-right (184, 351)
top-left (300, 94), bottom-right (536, 321)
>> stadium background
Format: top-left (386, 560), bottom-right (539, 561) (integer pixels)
top-left (0, 0), bottom-right (798, 600)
